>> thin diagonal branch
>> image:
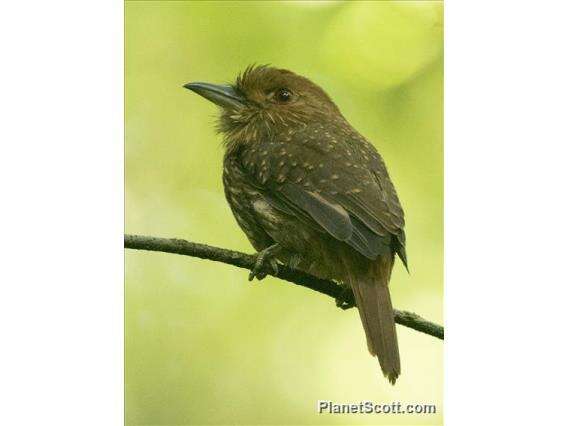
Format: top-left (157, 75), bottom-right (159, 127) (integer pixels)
top-left (125, 234), bottom-right (444, 340)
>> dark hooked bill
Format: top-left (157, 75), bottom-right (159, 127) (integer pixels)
top-left (183, 82), bottom-right (245, 109)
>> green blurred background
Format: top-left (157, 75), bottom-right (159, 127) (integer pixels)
top-left (125, 1), bottom-right (443, 425)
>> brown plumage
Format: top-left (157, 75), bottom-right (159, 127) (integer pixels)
top-left (185, 65), bottom-right (407, 384)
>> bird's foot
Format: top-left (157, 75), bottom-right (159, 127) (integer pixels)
top-left (288, 253), bottom-right (303, 270)
top-left (335, 282), bottom-right (356, 310)
top-left (249, 244), bottom-right (281, 282)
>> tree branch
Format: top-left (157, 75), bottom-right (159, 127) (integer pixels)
top-left (125, 234), bottom-right (444, 340)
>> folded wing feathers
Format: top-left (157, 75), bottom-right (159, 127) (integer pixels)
top-left (281, 184), bottom-right (396, 260)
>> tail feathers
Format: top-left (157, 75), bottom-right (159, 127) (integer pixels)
top-left (349, 263), bottom-right (400, 384)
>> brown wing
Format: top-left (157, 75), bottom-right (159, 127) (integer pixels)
top-left (240, 120), bottom-right (407, 266)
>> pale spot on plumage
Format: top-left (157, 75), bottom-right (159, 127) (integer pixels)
top-left (331, 174), bottom-right (339, 180)
top-left (252, 199), bottom-right (281, 225)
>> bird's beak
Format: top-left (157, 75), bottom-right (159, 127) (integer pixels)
top-left (183, 82), bottom-right (246, 109)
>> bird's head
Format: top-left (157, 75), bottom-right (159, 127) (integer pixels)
top-left (184, 65), bottom-right (343, 147)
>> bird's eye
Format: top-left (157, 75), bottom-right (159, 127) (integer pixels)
top-left (276, 88), bottom-right (292, 103)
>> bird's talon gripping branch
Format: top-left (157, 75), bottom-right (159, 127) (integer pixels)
top-left (335, 283), bottom-right (356, 310)
top-left (248, 244), bottom-right (280, 282)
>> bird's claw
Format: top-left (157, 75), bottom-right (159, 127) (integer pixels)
top-left (335, 283), bottom-right (356, 310)
top-left (249, 244), bottom-right (280, 282)
top-left (288, 253), bottom-right (302, 270)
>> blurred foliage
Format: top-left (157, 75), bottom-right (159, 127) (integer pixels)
top-left (125, 1), bottom-right (443, 425)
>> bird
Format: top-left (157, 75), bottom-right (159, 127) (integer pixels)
top-left (184, 65), bottom-right (407, 384)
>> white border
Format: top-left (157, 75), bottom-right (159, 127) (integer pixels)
top-left (446, 2), bottom-right (568, 425)
top-left (0, 1), bottom-right (123, 424)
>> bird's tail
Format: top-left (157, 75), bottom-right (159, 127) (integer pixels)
top-left (347, 255), bottom-right (400, 384)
